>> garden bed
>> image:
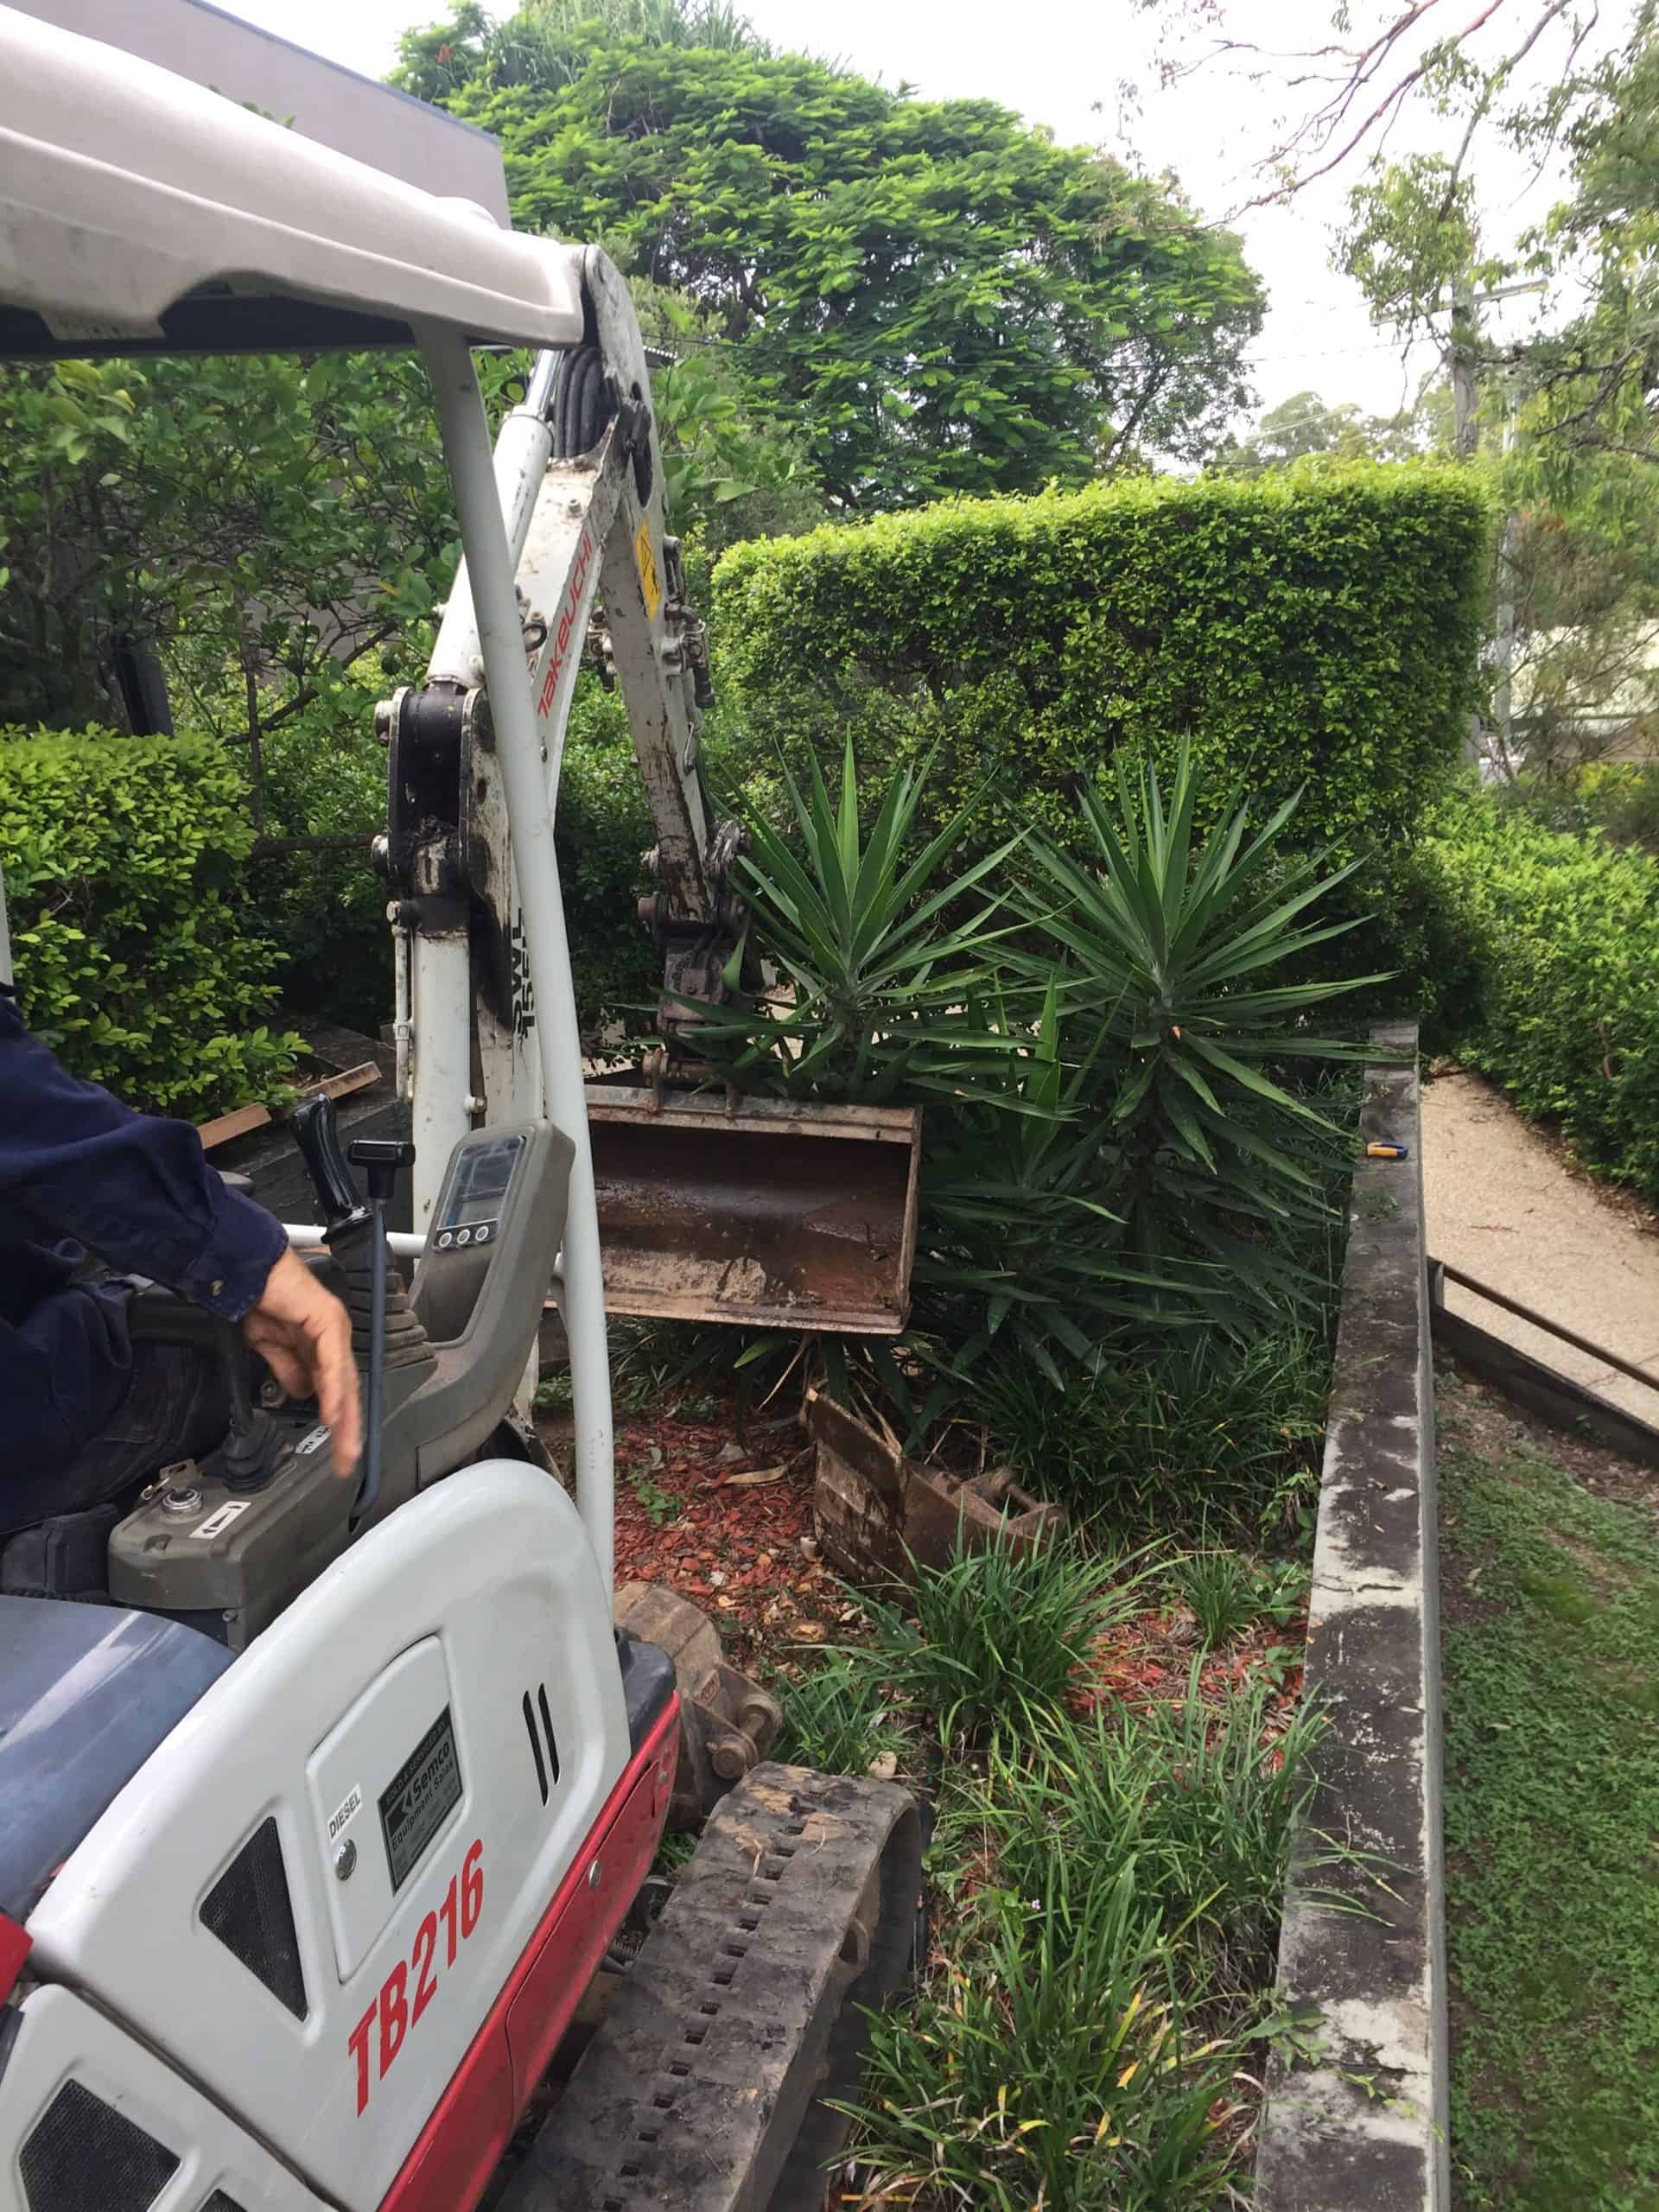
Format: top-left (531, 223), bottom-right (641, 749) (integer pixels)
top-left (526, 761), bottom-right (1420, 2202)
top-left (546, 1380), bottom-right (1330, 2206)
top-left (532, 1061), bottom-right (1385, 2206)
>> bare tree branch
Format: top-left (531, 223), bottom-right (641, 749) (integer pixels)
top-left (1231, 0), bottom-right (1515, 212)
top-left (1154, 1), bottom-right (1593, 213)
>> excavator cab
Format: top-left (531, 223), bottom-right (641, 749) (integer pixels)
top-left (0, 13), bottom-right (922, 2212)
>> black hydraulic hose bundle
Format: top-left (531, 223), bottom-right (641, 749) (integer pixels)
top-left (552, 343), bottom-right (612, 458)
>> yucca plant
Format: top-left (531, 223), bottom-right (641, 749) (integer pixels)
top-left (1026, 739), bottom-right (1388, 1316)
top-left (685, 735), bottom-right (1027, 1103)
top-left (918, 975), bottom-right (1217, 1386)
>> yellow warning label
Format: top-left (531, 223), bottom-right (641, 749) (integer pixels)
top-left (635, 518), bottom-right (662, 620)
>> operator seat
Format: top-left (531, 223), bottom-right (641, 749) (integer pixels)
top-left (0, 1598), bottom-right (231, 1920)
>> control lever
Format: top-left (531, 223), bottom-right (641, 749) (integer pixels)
top-left (290, 1095), bottom-right (372, 1236)
top-left (129, 1295), bottom-right (278, 1490)
top-left (219, 1333), bottom-right (278, 1490)
top-left (346, 1135), bottom-right (417, 1529)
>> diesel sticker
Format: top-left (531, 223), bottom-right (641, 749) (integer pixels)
top-left (327, 1783), bottom-right (364, 1845)
top-left (378, 1707), bottom-right (461, 1893)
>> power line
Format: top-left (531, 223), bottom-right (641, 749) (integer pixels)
top-left (1247, 334), bottom-right (1433, 366)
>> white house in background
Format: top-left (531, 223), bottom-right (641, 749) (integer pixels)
top-left (1509, 622), bottom-right (1659, 767)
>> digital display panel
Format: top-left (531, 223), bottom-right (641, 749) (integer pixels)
top-left (439, 1132), bottom-right (525, 1231)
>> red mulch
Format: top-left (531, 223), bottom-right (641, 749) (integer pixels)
top-left (604, 1404), bottom-right (842, 1669)
top-left (1076, 1604), bottom-right (1307, 1757)
top-left (543, 1400), bottom-right (1310, 1736)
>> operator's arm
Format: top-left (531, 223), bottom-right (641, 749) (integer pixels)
top-left (0, 989), bottom-right (285, 1315)
top-left (0, 988), bottom-right (360, 1473)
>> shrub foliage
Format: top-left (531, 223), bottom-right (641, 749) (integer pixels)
top-left (713, 462), bottom-right (1491, 869)
top-left (0, 728), bottom-right (298, 1114)
top-left (1419, 789), bottom-right (1659, 1200)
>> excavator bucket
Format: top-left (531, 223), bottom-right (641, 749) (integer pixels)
top-left (585, 1086), bottom-right (922, 1333)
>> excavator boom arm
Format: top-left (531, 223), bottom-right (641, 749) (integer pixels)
top-left (384, 254), bottom-right (920, 1339)
top-left (385, 253), bottom-right (728, 1223)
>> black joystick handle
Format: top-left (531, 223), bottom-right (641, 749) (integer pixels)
top-left (291, 1096), bottom-right (371, 1236)
top-left (128, 1297), bottom-right (277, 1489)
top-left (220, 1335), bottom-right (278, 1491)
top-left (348, 1136), bottom-right (417, 1205)
top-left (344, 1135), bottom-right (416, 1532)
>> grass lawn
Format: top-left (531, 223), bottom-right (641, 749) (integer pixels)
top-left (1438, 1363), bottom-right (1659, 2210)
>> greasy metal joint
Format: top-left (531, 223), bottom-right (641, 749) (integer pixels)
top-left (388, 892), bottom-right (467, 940)
top-left (614, 392), bottom-right (654, 505)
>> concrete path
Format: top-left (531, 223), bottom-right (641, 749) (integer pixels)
top-left (1421, 1069), bottom-right (1659, 1422)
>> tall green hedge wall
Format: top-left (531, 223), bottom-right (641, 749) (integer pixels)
top-left (711, 464), bottom-right (1491, 868)
top-left (1417, 791), bottom-right (1659, 1202)
top-left (0, 728), bottom-right (298, 1116)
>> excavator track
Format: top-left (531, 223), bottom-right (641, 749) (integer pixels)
top-left (501, 1764), bottom-right (923, 2212)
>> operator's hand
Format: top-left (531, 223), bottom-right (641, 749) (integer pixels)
top-left (242, 1246), bottom-right (362, 1478)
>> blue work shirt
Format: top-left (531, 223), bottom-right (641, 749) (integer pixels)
top-left (0, 985), bottom-right (286, 1481)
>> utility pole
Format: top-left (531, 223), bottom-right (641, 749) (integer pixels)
top-left (1443, 274), bottom-right (1544, 462)
top-left (1436, 275), bottom-right (1546, 768)
top-left (1449, 276), bottom-right (1481, 460)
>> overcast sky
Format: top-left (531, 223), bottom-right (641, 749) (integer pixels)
top-left (218, 0), bottom-right (1612, 431)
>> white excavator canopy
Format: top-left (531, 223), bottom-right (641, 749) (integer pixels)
top-left (0, 1), bottom-right (585, 359)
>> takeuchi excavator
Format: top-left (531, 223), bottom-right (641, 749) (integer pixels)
top-left (0, 11), bottom-right (923, 2211)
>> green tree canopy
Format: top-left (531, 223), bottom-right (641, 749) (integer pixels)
top-left (402, 17), bottom-right (1265, 506)
top-left (1312, 8), bottom-right (1659, 780)
top-left (1322, 7), bottom-right (1659, 492)
top-left (1213, 384), bottom-right (1454, 475)
top-left (1520, 6), bottom-right (1659, 485)
top-left (396, 0), bottom-right (760, 101)
top-left (0, 351), bottom-right (453, 757)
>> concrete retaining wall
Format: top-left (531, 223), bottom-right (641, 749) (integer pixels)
top-left (1255, 1023), bottom-right (1448, 2211)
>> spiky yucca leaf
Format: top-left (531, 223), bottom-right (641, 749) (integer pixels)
top-left (1024, 740), bottom-right (1386, 1305)
top-left (683, 735), bottom-right (1029, 1103)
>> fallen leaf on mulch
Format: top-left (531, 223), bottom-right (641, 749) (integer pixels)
top-left (1073, 1602), bottom-right (1306, 1749)
top-left (720, 1465), bottom-right (787, 1486)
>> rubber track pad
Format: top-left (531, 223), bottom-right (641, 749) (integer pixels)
top-left (502, 1763), bottom-right (922, 2212)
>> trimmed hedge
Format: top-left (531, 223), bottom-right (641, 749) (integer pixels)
top-left (0, 728), bottom-right (299, 1116)
top-left (556, 710), bottom-right (660, 1044)
top-left (1418, 790), bottom-right (1659, 1200)
top-left (712, 463), bottom-right (1491, 867)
